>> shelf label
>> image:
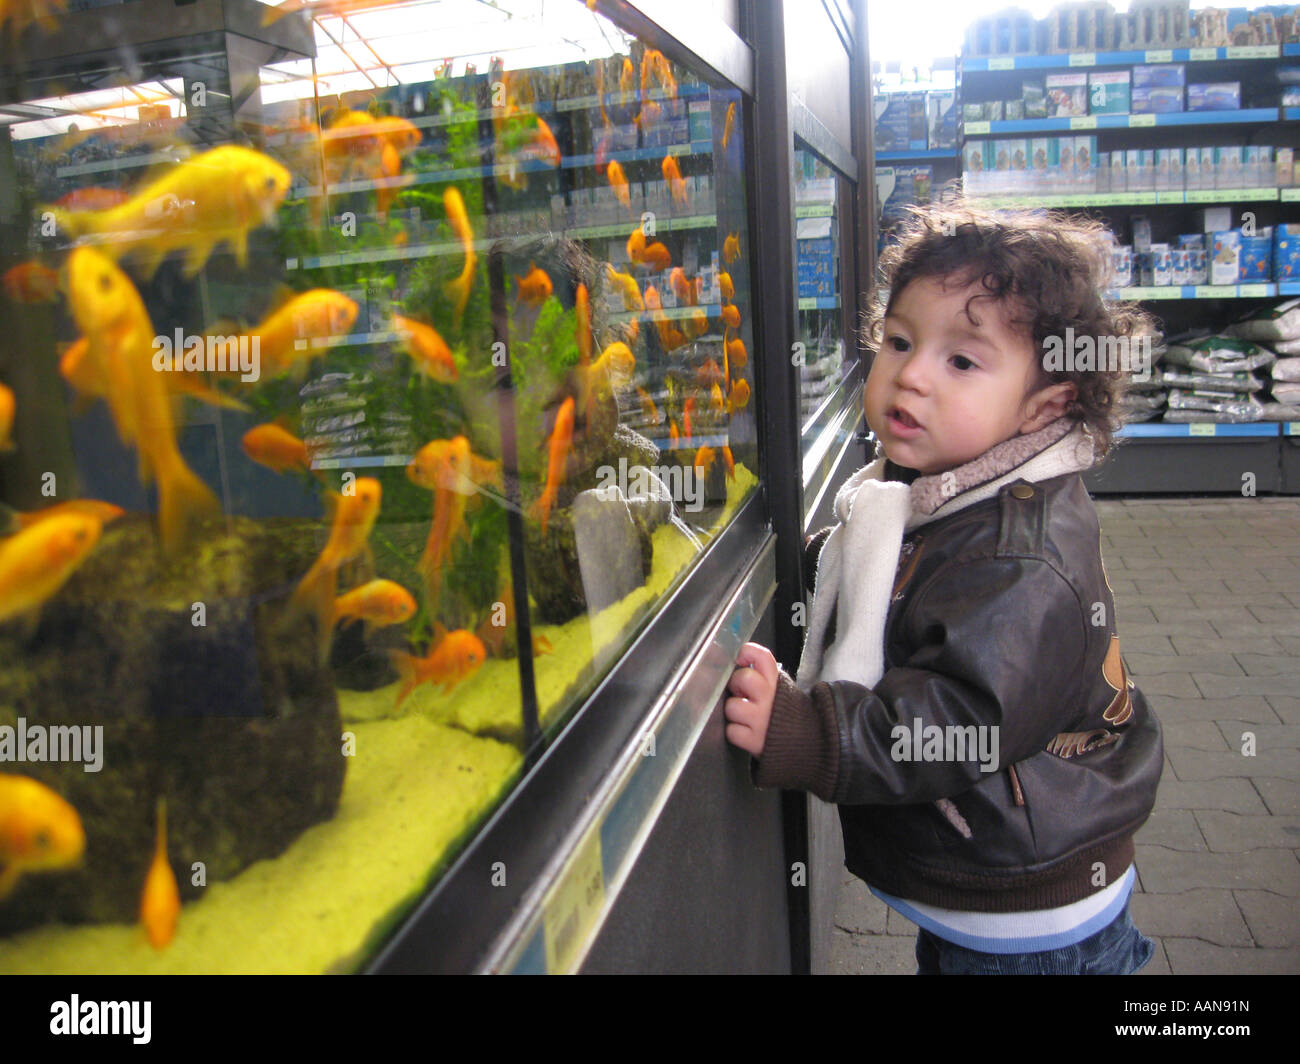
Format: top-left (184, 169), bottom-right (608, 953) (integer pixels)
top-left (1128, 113), bottom-right (1156, 127)
top-left (1226, 45), bottom-right (1277, 59)
top-left (964, 121), bottom-right (990, 135)
top-left (1194, 285), bottom-right (1235, 298)
top-left (1069, 52), bottom-right (1096, 67)
top-left (1288, 423), bottom-right (1300, 436)
top-left (543, 826), bottom-right (606, 973)
top-left (1238, 284), bottom-right (1270, 298)
top-left (1283, 188), bottom-right (1300, 202)
top-left (1189, 47), bottom-right (1217, 61)
top-left (1070, 116), bottom-right (1098, 130)
top-left (989, 56), bottom-right (1014, 70)
top-left (1189, 423), bottom-right (1216, 437)
top-left (1144, 49), bottom-right (1173, 63)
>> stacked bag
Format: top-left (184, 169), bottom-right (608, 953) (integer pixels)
top-left (1159, 334), bottom-right (1271, 423)
top-left (1118, 340), bottom-right (1168, 423)
top-left (1223, 298), bottom-right (1300, 420)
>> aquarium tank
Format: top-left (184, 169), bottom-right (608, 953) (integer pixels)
top-left (0, 0), bottom-right (758, 972)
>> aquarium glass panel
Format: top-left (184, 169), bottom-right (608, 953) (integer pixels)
top-left (0, 0), bottom-right (756, 973)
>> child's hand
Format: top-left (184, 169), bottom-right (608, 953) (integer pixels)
top-left (724, 642), bottom-right (779, 757)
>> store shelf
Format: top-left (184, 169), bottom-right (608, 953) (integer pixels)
top-left (962, 108), bottom-right (1277, 136)
top-left (794, 203), bottom-right (834, 217)
top-left (968, 188), bottom-right (1279, 208)
top-left (874, 148), bottom-right (956, 161)
top-left (1283, 107), bottom-right (1300, 121)
top-left (797, 295), bottom-right (839, 310)
top-left (1118, 422), bottom-right (1280, 438)
top-left (1108, 284), bottom-right (1277, 300)
top-left (962, 45), bottom-right (1281, 72)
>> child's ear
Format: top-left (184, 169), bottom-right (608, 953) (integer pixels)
top-left (1019, 381), bottom-right (1077, 435)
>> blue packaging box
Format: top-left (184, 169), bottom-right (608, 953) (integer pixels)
top-left (1132, 64), bottom-right (1185, 88)
top-left (1273, 224), bottom-right (1300, 280)
top-left (1239, 231), bottom-right (1273, 282)
top-left (1131, 86), bottom-right (1184, 113)
top-left (1187, 82), bottom-right (1241, 112)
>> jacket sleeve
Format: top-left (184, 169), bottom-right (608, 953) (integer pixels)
top-left (755, 555), bottom-right (1091, 805)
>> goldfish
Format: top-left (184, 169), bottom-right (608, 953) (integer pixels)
top-left (533, 397), bottom-right (574, 535)
top-left (3, 499), bottom-right (123, 534)
top-left (391, 626), bottom-right (487, 706)
top-left (2, 261), bottom-right (59, 304)
top-left (585, 341), bottom-right (635, 404)
top-left (0, 383), bottom-right (13, 452)
top-left (374, 140), bottom-right (402, 217)
top-left (409, 436), bottom-right (472, 596)
top-left (334, 579), bottom-right (416, 634)
top-left (0, 774), bottom-right (84, 900)
top-left (729, 377), bottom-right (751, 412)
top-left (641, 49), bottom-right (677, 97)
top-left (65, 248), bottom-right (219, 554)
top-left (575, 282), bottom-right (592, 368)
top-left (718, 271), bottom-right (734, 301)
top-left (373, 115), bottom-right (422, 156)
top-left (515, 263), bottom-right (553, 305)
top-left (0, 0), bottom-right (66, 36)
top-left (50, 146), bottom-right (290, 279)
top-left (52, 186), bottom-right (129, 212)
top-left (140, 798), bottom-right (179, 950)
top-left (644, 284), bottom-right (663, 316)
top-left (683, 396), bottom-right (696, 443)
top-left (711, 383), bottom-right (725, 412)
top-left (640, 241), bottom-right (672, 272)
top-left (605, 264), bottom-right (643, 312)
top-left (618, 57), bottom-right (636, 102)
top-left (668, 267), bottom-right (693, 305)
top-left (442, 187), bottom-right (476, 328)
top-left (0, 512), bottom-right (101, 629)
top-left (637, 387), bottom-right (660, 425)
top-left (658, 325), bottom-right (688, 352)
top-left (607, 158), bottom-right (631, 211)
top-left (290, 478), bottom-right (382, 659)
top-left (721, 304), bottom-right (741, 329)
top-left (530, 117), bottom-right (562, 167)
top-left (407, 436), bottom-right (501, 496)
top-left (668, 420), bottom-right (679, 448)
top-left (627, 226), bottom-right (647, 265)
top-left (393, 314), bottom-right (457, 383)
top-left (723, 232), bottom-right (741, 265)
top-left (721, 101), bottom-right (737, 150)
top-left (721, 444), bottom-right (736, 481)
top-left (693, 445), bottom-right (716, 478)
top-left (696, 357), bottom-right (723, 389)
top-left (727, 335), bottom-right (748, 369)
top-left (247, 289), bottom-right (359, 380)
top-left (661, 154), bottom-right (688, 207)
top-left (621, 318), bottom-right (641, 344)
top-left (242, 423), bottom-right (311, 474)
top-left (684, 307), bottom-right (709, 340)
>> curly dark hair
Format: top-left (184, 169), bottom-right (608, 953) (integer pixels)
top-left (863, 201), bottom-right (1159, 457)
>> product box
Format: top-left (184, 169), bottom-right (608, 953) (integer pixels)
top-left (797, 215), bottom-right (836, 297)
top-left (963, 141), bottom-right (992, 194)
top-left (1187, 82), bottom-right (1241, 112)
top-left (1171, 247), bottom-right (1190, 285)
top-left (1096, 152), bottom-right (1110, 192)
top-left (1279, 147), bottom-right (1295, 188)
top-left (1005, 99), bottom-right (1025, 121)
top-left (1177, 233), bottom-right (1205, 247)
top-left (1075, 135), bottom-right (1096, 190)
top-left (927, 89), bottom-right (958, 149)
top-left (1216, 146), bottom-right (1243, 189)
top-left (1154, 148), bottom-right (1183, 192)
top-left (1184, 145), bottom-right (1203, 189)
top-left (1131, 86), bottom-right (1184, 114)
top-left (1140, 244), bottom-right (1172, 285)
top-left (1089, 70), bottom-right (1131, 115)
top-left (1245, 145), bottom-right (1271, 187)
top-left (1111, 245), bottom-right (1133, 286)
top-left (1198, 206), bottom-right (1232, 233)
top-left (1188, 246), bottom-right (1208, 285)
top-left (963, 101), bottom-right (987, 122)
top-left (1240, 232), bottom-right (1273, 281)
top-left (874, 92), bottom-right (928, 151)
top-left (1045, 73), bottom-right (1088, 117)
top-left (1273, 224), bottom-right (1300, 279)
top-left (1125, 149), bottom-right (1146, 191)
top-left (1132, 64), bottom-right (1186, 88)
top-left (1110, 150), bottom-right (1127, 193)
top-left (1201, 147), bottom-right (1218, 191)
top-left (986, 100), bottom-right (1005, 121)
top-left (1211, 230), bottom-right (1241, 285)
top-left (1022, 79), bottom-right (1047, 119)
top-left (1029, 137), bottom-right (1054, 191)
top-left (1132, 214), bottom-right (1152, 251)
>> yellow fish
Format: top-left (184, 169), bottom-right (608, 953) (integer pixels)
top-left (242, 423), bottom-right (311, 474)
top-left (60, 334), bottom-right (248, 416)
top-left (533, 398), bottom-right (574, 535)
top-left (334, 579), bottom-right (416, 635)
top-left (0, 382), bottom-right (13, 452)
top-left (0, 512), bottom-right (102, 629)
top-left (607, 159), bottom-right (631, 211)
top-left (3, 499), bottom-right (123, 534)
top-left (0, 773), bottom-right (85, 900)
top-left (721, 304), bottom-right (741, 329)
top-left (443, 187), bottom-right (476, 328)
top-left (50, 146), bottom-right (290, 279)
top-left (246, 289), bottom-right (359, 381)
top-left (605, 264), bottom-right (644, 312)
top-left (721, 101), bottom-right (737, 150)
top-left (729, 377), bottom-right (751, 412)
top-left (661, 154), bottom-right (688, 207)
top-left (65, 249), bottom-right (221, 553)
top-left (718, 271), bottom-right (734, 301)
top-left (393, 314), bottom-right (457, 383)
top-left (723, 232), bottom-right (741, 264)
top-left (391, 626), bottom-right (487, 707)
top-left (515, 263), bottom-right (553, 305)
top-left (140, 798), bottom-right (179, 950)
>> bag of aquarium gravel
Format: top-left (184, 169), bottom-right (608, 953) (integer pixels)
top-left (1166, 388), bottom-right (1265, 419)
top-left (1159, 367), bottom-right (1262, 393)
top-left (1224, 297), bottom-right (1300, 341)
top-left (1270, 337), bottom-right (1300, 354)
top-left (1272, 381), bottom-right (1300, 403)
top-left (1272, 357), bottom-right (1300, 382)
top-left (1259, 401), bottom-right (1300, 420)
top-left (1163, 336), bottom-right (1275, 374)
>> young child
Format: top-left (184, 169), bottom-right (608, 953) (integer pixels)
top-left (725, 204), bottom-right (1164, 975)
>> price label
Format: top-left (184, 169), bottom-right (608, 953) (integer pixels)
top-left (1238, 284), bottom-right (1270, 298)
top-left (1070, 116), bottom-right (1098, 130)
top-left (1128, 113), bottom-right (1156, 127)
top-left (1144, 49), bottom-right (1173, 63)
top-left (1288, 422), bottom-right (1300, 436)
top-left (1069, 52), bottom-right (1096, 67)
top-left (1189, 423), bottom-right (1216, 436)
top-left (964, 120), bottom-right (990, 135)
top-left (989, 56), bottom-right (1014, 70)
top-left (1195, 285), bottom-right (1234, 298)
top-left (1226, 45), bottom-right (1277, 59)
top-left (1189, 47), bottom-right (1217, 61)
top-left (543, 826), bottom-right (605, 973)
top-left (1282, 188), bottom-right (1300, 202)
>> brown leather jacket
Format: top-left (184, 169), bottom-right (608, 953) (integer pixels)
top-left (756, 472), bottom-right (1164, 912)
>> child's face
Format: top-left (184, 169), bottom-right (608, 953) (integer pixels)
top-left (865, 275), bottom-right (1071, 475)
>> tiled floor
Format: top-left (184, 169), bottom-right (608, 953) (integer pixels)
top-left (830, 497), bottom-right (1300, 975)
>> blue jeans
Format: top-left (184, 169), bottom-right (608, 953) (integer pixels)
top-left (915, 898), bottom-right (1154, 975)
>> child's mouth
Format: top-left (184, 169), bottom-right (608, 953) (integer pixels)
top-left (886, 406), bottom-right (923, 435)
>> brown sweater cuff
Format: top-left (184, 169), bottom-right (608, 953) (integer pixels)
top-left (752, 670), bottom-right (840, 800)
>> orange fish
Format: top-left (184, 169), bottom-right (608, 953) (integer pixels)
top-left (640, 242), bottom-right (672, 272)
top-left (661, 154), bottom-right (688, 207)
top-left (659, 326), bottom-right (688, 352)
top-left (606, 263), bottom-right (643, 311)
top-left (373, 114), bottom-right (421, 155)
top-left (621, 318), bottom-right (641, 344)
top-left (683, 397), bottom-right (696, 443)
top-left (644, 285), bottom-right (663, 315)
top-left (533, 397), bottom-right (574, 535)
top-left (729, 377), bottom-right (751, 412)
top-left (618, 57), bottom-right (636, 102)
top-left (52, 186), bottom-right (129, 212)
top-left (721, 445), bottom-right (735, 480)
top-left (393, 314), bottom-right (457, 383)
top-left (242, 423), bottom-right (311, 474)
top-left (627, 226), bottom-right (647, 264)
top-left (531, 117), bottom-right (561, 167)
top-left (0, 512), bottom-right (101, 630)
top-left (575, 282), bottom-right (592, 368)
top-left (721, 101), bottom-right (737, 150)
top-left (515, 263), bottom-right (553, 305)
top-left (721, 304), bottom-right (741, 329)
top-left (408, 436), bottom-right (473, 596)
top-left (290, 478), bottom-right (382, 658)
top-left (718, 271), bottom-right (734, 301)
top-left (7, 499), bottom-right (123, 533)
top-left (684, 307), bottom-right (709, 339)
top-left (710, 382), bottom-right (725, 412)
top-left (334, 579), bottom-right (416, 634)
top-left (723, 232), bottom-right (741, 264)
top-left (0, 383), bottom-right (13, 452)
top-left (727, 335), bottom-right (748, 369)
top-left (607, 158), bottom-right (631, 211)
top-left (247, 289), bottom-right (359, 380)
top-left (0, 773), bottom-right (84, 900)
top-left (443, 187), bottom-right (476, 328)
top-left (140, 798), bottom-right (179, 950)
top-left (2, 262), bottom-right (59, 304)
top-left (668, 419), bottom-right (679, 448)
top-left (696, 358), bottom-right (723, 388)
top-left (374, 140), bottom-right (402, 217)
top-left (693, 445), bottom-right (716, 478)
top-left (668, 268), bottom-right (693, 305)
top-left (637, 387), bottom-right (660, 425)
top-left (391, 626), bottom-right (487, 706)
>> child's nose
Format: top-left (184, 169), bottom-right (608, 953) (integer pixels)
top-left (894, 351), bottom-right (931, 393)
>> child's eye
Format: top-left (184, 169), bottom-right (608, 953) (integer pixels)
top-left (887, 336), bottom-right (910, 353)
top-left (951, 354), bottom-right (977, 371)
